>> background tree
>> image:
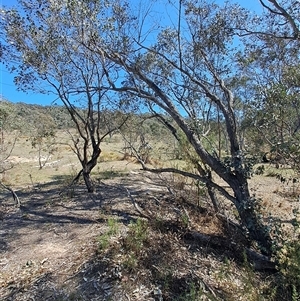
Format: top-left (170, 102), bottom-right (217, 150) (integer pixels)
top-left (29, 112), bottom-right (57, 169)
top-left (0, 99), bottom-right (20, 205)
top-left (236, 0), bottom-right (300, 168)
top-left (0, 0), bottom-right (128, 192)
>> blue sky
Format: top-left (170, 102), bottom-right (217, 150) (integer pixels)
top-left (0, 0), bottom-right (263, 106)
top-left (1, 0), bottom-right (57, 105)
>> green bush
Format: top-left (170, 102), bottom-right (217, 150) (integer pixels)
top-left (277, 239), bottom-right (300, 289)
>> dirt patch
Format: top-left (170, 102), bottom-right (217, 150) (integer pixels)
top-left (0, 166), bottom-right (299, 300)
top-left (0, 171), bottom-right (170, 300)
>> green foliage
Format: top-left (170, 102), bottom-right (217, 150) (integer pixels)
top-left (180, 213), bottom-right (190, 229)
top-left (177, 282), bottom-right (204, 301)
top-left (121, 219), bottom-right (149, 272)
top-left (122, 218), bottom-right (148, 254)
top-left (241, 54), bottom-right (300, 171)
top-left (98, 233), bottom-right (110, 250)
top-left (98, 217), bottom-right (120, 250)
top-left (0, 99), bottom-right (21, 130)
top-left (276, 239), bottom-right (300, 289)
top-left (0, 100), bottom-right (21, 174)
top-left (122, 252), bottom-right (138, 271)
top-left (1, 100), bottom-right (73, 132)
top-left (107, 217), bottom-right (119, 236)
top-left (266, 204), bottom-right (300, 299)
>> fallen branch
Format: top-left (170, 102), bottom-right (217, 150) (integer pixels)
top-left (0, 182), bottom-right (20, 207)
top-left (186, 230), bottom-right (276, 271)
top-left (124, 187), bottom-right (151, 219)
top-left (245, 248), bottom-right (276, 271)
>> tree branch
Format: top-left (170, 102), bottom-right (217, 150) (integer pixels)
top-left (261, 0), bottom-right (299, 39)
top-left (139, 165), bottom-right (236, 205)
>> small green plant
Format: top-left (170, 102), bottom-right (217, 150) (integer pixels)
top-left (180, 213), bottom-right (190, 229)
top-left (107, 217), bottom-right (119, 235)
top-left (271, 206), bottom-right (300, 299)
top-left (119, 219), bottom-right (149, 273)
top-left (123, 252), bottom-right (138, 271)
top-left (216, 257), bottom-right (231, 280)
top-left (240, 251), bottom-right (263, 300)
top-left (97, 217), bottom-right (120, 250)
top-left (123, 218), bottom-right (148, 253)
top-left (98, 233), bottom-right (110, 250)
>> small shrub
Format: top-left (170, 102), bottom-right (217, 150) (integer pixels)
top-left (123, 218), bottom-right (148, 253)
top-left (276, 239), bottom-right (300, 289)
top-left (180, 213), bottom-right (190, 229)
top-left (122, 252), bottom-right (138, 271)
top-left (98, 233), bottom-right (110, 250)
top-left (107, 217), bottom-right (119, 235)
top-left (97, 217), bottom-right (120, 250)
top-left (271, 207), bottom-right (300, 299)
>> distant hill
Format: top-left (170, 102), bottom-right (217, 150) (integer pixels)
top-left (0, 97), bottom-right (175, 148)
top-left (0, 98), bottom-right (73, 132)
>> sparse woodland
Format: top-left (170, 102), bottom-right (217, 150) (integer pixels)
top-left (1, 0), bottom-right (300, 300)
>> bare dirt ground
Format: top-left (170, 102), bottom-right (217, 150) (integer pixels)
top-left (1, 135), bottom-right (300, 300)
top-left (0, 168), bottom-right (171, 300)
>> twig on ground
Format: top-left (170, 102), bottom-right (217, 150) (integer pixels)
top-left (124, 187), bottom-right (151, 219)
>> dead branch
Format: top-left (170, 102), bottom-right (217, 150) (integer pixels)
top-left (0, 182), bottom-right (20, 207)
top-left (124, 187), bottom-right (151, 219)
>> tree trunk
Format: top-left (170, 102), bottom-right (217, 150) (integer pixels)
top-left (229, 175), bottom-right (272, 256)
top-left (81, 148), bottom-right (101, 193)
top-left (207, 184), bottom-right (219, 212)
top-left (83, 170), bottom-right (95, 193)
top-left (204, 170), bottom-right (220, 212)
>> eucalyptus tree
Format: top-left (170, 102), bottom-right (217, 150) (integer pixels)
top-left (100, 0), bottom-right (298, 254)
top-left (0, 0), bottom-right (128, 192)
top-left (92, 0), bottom-right (275, 254)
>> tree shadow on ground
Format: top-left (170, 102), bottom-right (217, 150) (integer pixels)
top-left (0, 173), bottom-right (280, 300)
top-left (0, 171), bottom-right (168, 253)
